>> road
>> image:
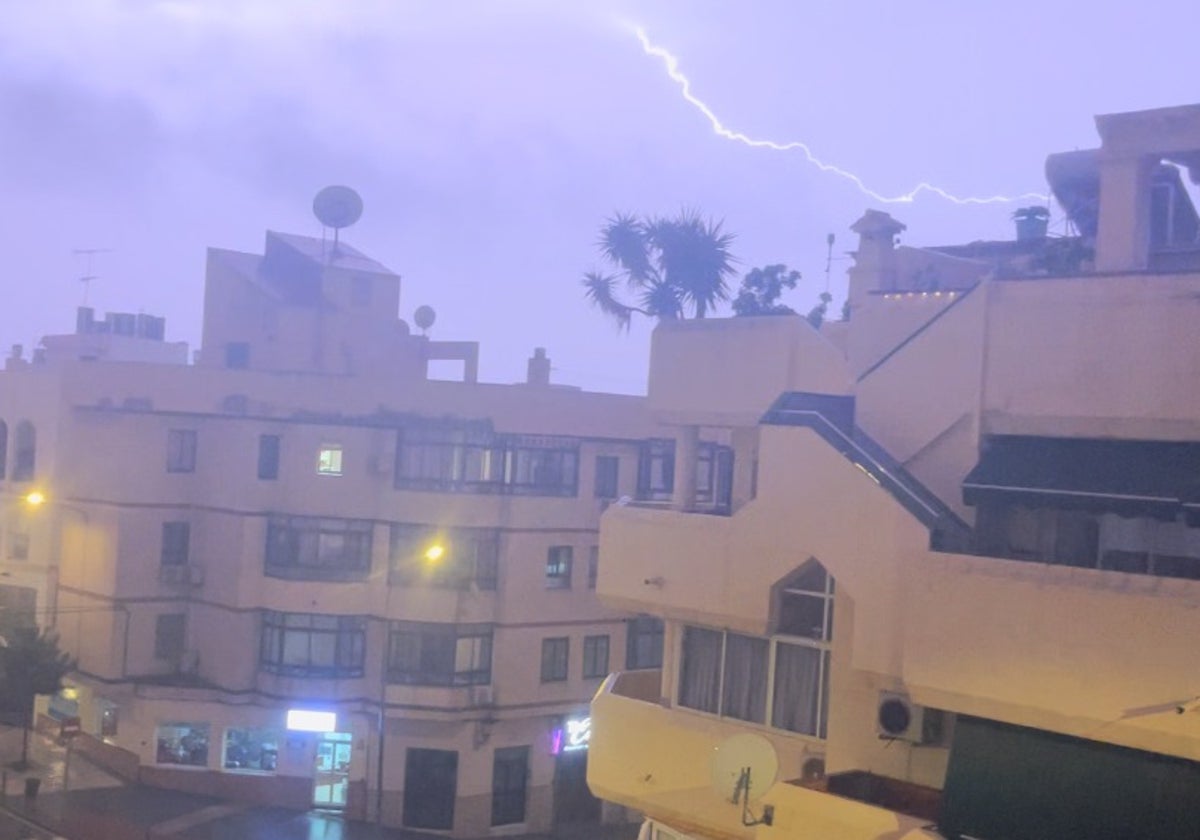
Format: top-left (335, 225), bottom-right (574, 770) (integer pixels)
top-left (0, 809), bottom-right (58, 840)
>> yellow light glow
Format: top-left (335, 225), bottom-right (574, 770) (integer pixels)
top-left (424, 544), bottom-right (446, 563)
top-left (24, 490), bottom-right (46, 507)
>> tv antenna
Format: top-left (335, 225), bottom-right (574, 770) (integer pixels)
top-left (823, 233), bottom-right (835, 293)
top-left (72, 248), bottom-right (112, 306)
top-left (711, 733), bottom-right (778, 827)
top-left (312, 185), bottom-right (363, 258)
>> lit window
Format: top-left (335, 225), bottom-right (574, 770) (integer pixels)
top-left (223, 727), bottom-right (279, 772)
top-left (545, 546), bottom-right (573, 589)
top-left (317, 445), bottom-right (343, 476)
top-left (156, 722), bottom-right (210, 767)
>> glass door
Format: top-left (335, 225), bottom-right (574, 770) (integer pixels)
top-left (312, 732), bottom-right (352, 808)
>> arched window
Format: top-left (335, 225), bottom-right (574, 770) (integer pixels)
top-left (13, 421), bottom-right (35, 482)
top-left (0, 419), bottom-right (8, 479)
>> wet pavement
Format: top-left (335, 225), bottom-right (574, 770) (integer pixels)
top-left (0, 726), bottom-right (638, 840)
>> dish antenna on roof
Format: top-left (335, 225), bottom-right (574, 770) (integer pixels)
top-left (413, 305), bottom-right (437, 336)
top-left (710, 733), bottom-right (777, 827)
top-left (312, 185), bottom-right (363, 255)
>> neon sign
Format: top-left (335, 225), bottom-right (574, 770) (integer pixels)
top-left (551, 715), bottom-right (591, 754)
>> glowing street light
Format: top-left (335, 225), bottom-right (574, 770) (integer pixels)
top-left (424, 544), bottom-right (446, 563)
top-left (24, 490), bottom-right (46, 507)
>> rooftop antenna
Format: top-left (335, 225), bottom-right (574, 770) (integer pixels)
top-left (823, 233), bottom-right (835, 293)
top-left (312, 185), bottom-right (363, 260)
top-left (72, 247), bottom-right (112, 306)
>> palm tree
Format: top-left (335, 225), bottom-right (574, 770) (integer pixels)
top-left (582, 211), bottom-right (737, 329)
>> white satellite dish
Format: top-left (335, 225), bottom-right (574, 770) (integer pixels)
top-left (711, 733), bottom-right (778, 802)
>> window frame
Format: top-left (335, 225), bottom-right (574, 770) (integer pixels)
top-left (166, 429), bottom-right (197, 474)
top-left (545, 546), bottom-right (573, 590)
top-left (386, 622), bottom-right (494, 686)
top-left (594, 454), bottom-right (620, 499)
top-left (540, 636), bottom-right (569, 683)
top-left (491, 746), bottom-right (530, 826)
top-left (317, 444), bottom-right (344, 476)
top-left (258, 611), bottom-right (367, 679)
top-left (257, 434), bottom-right (281, 480)
top-left (154, 613), bottom-right (186, 661)
top-left (160, 521), bottom-right (191, 567)
top-left (625, 615), bottom-right (664, 670)
top-left (264, 515), bottom-right (373, 581)
top-left (582, 634), bottom-right (610, 680)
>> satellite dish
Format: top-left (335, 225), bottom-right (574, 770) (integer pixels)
top-left (711, 733), bottom-right (778, 804)
top-left (313, 185), bottom-right (363, 229)
top-left (413, 305), bottom-right (437, 334)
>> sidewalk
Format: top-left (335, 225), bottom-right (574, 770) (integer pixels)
top-left (0, 728), bottom-right (638, 840)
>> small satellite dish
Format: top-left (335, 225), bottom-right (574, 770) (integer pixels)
top-left (413, 305), bottom-right (437, 334)
top-left (313, 185), bottom-right (363, 230)
top-left (711, 733), bottom-right (778, 804)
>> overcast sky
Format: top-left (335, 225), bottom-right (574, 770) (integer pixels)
top-left (2, 0), bottom-right (1197, 392)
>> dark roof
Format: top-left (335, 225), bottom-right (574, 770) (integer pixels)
top-left (963, 435), bottom-right (1200, 517)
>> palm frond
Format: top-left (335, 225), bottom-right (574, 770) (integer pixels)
top-left (646, 213), bottom-right (737, 318)
top-left (598, 213), bottom-right (655, 287)
top-left (582, 271), bottom-right (641, 330)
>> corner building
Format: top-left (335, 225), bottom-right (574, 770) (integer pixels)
top-left (0, 228), bottom-right (702, 834)
top-left (589, 103), bottom-right (1200, 840)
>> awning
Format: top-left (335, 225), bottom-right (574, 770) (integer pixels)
top-left (962, 436), bottom-right (1200, 519)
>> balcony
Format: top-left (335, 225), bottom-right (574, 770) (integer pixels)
top-left (589, 671), bottom-right (939, 840)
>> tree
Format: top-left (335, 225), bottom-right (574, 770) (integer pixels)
top-left (582, 210), bottom-right (737, 329)
top-left (0, 623), bottom-right (74, 769)
top-left (806, 292), bottom-right (833, 328)
top-left (732, 264), bottom-right (802, 316)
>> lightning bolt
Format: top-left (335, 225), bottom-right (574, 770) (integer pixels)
top-left (633, 26), bottom-right (1049, 206)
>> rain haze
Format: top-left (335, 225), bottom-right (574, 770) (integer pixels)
top-left (2, 0), bottom-right (1197, 393)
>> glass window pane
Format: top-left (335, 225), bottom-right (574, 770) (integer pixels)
top-left (721, 633), bottom-right (768, 723)
top-left (771, 642), bottom-right (822, 735)
top-left (678, 627), bottom-right (722, 713)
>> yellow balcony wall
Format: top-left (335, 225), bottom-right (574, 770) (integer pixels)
top-left (589, 672), bottom-right (938, 840)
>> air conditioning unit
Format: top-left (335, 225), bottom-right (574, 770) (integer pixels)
top-left (187, 565), bottom-right (206, 587)
top-left (160, 565), bottom-right (188, 585)
top-left (468, 686), bottom-right (495, 707)
top-left (876, 692), bottom-right (939, 743)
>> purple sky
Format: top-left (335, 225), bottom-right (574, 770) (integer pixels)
top-left (2, 1), bottom-right (1197, 393)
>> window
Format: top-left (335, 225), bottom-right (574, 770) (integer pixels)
top-left (387, 623), bottom-right (493, 686)
top-left (404, 748), bottom-right (458, 830)
top-left (257, 434), bottom-right (280, 480)
top-left (7, 532), bottom-right (29, 561)
top-left (13, 421), bottom-right (35, 481)
top-left (154, 613), bottom-right (186, 661)
top-left (594, 455), bottom-right (620, 499)
top-left (317, 444), bottom-right (343, 476)
top-left (265, 516), bottom-right (372, 581)
top-left (696, 443), bottom-right (734, 512)
top-left (677, 562), bottom-right (834, 738)
top-left (259, 611), bottom-right (366, 678)
top-left (156, 722), bottom-right (210, 767)
top-left (224, 342), bottom-right (250, 369)
top-left (0, 419), bottom-right (7, 479)
top-left (393, 421), bottom-right (579, 497)
top-left (636, 439), bottom-right (674, 501)
top-left (540, 637), bottom-right (569, 682)
top-left (582, 635), bottom-right (610, 679)
top-left (491, 746), bottom-right (529, 826)
top-left (223, 727), bottom-right (279, 772)
top-left (389, 524), bottom-right (499, 590)
top-left (626, 615), bottom-right (664, 670)
top-left (587, 546), bottom-right (599, 590)
top-left (545, 546), bottom-right (573, 589)
top-left (167, 429), bottom-right (197, 473)
top-left (161, 522), bottom-right (190, 566)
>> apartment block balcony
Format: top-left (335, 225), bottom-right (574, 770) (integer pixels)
top-left (589, 671), bottom-right (939, 840)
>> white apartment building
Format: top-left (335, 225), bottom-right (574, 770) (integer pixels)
top-left (0, 226), bottom-right (730, 834)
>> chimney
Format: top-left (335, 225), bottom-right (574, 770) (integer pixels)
top-left (527, 347), bottom-right (551, 386)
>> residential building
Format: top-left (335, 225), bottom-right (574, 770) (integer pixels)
top-left (588, 103), bottom-right (1200, 840)
top-left (0, 227), bottom-right (729, 834)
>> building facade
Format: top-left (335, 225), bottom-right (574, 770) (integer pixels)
top-left (0, 228), bottom-right (721, 834)
top-left (588, 103), bottom-right (1200, 840)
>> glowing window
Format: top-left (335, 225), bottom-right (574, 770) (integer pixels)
top-left (317, 445), bottom-right (343, 476)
